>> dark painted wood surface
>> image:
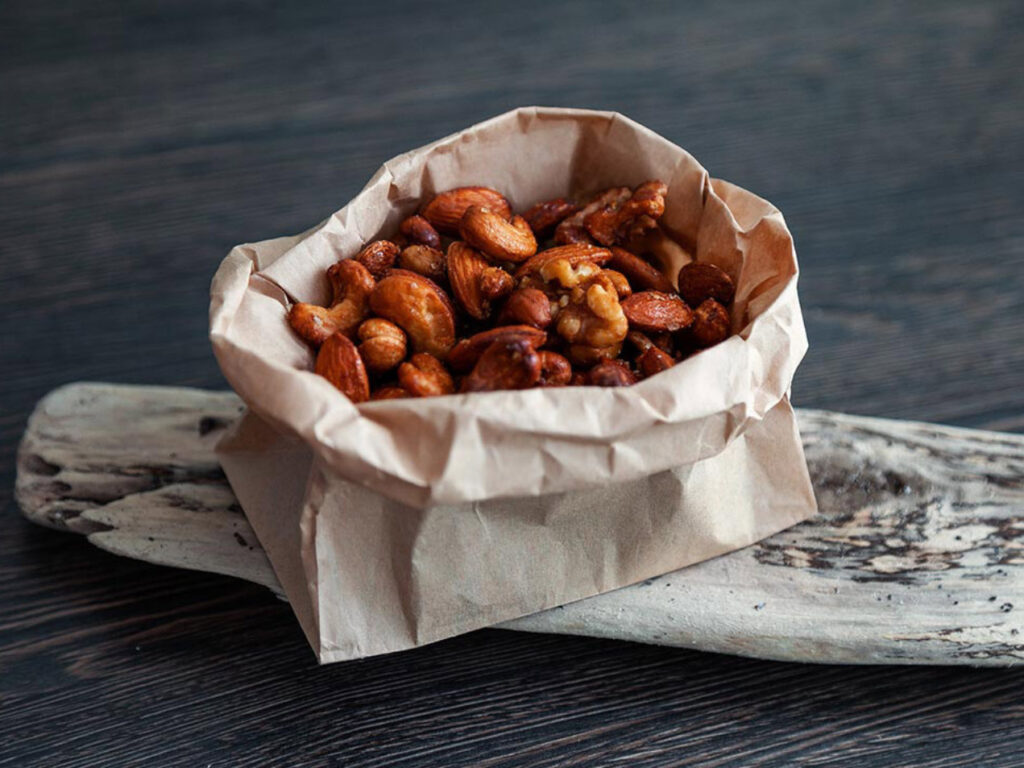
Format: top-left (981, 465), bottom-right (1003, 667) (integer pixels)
top-left (1, 1), bottom-right (1022, 765)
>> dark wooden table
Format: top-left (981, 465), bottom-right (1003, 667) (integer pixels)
top-left (3, 2), bottom-right (1023, 765)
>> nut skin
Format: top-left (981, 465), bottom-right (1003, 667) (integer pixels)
top-left (622, 291), bottom-right (695, 333)
top-left (461, 339), bottom-right (541, 393)
top-left (288, 259), bottom-right (375, 347)
top-left (521, 198), bottom-right (579, 236)
top-left (356, 240), bottom-right (401, 279)
top-left (448, 241), bottom-right (513, 320)
top-left (398, 353), bottom-right (456, 397)
top-left (369, 270), bottom-right (456, 358)
top-left (556, 187), bottom-right (631, 246)
top-left (514, 243), bottom-right (612, 280)
top-left (398, 244), bottom-right (447, 284)
top-left (357, 318), bottom-right (407, 373)
top-left (315, 332), bottom-right (370, 403)
top-left (608, 246), bottom-right (674, 293)
top-left (587, 359), bottom-right (637, 387)
top-left (459, 206), bottom-right (538, 263)
top-left (421, 186), bottom-right (511, 234)
top-left (637, 346), bottom-right (675, 378)
top-left (677, 262), bottom-right (736, 307)
top-left (447, 325), bottom-right (547, 372)
top-left (371, 386), bottom-right (410, 401)
top-left (399, 215), bottom-right (441, 249)
top-left (497, 287), bottom-right (553, 329)
top-left (537, 350), bottom-right (572, 386)
top-left (690, 298), bottom-right (731, 348)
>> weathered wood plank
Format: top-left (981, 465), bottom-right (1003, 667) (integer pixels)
top-left (15, 382), bottom-right (1024, 666)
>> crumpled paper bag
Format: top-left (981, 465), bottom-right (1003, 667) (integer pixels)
top-left (209, 107), bottom-right (817, 662)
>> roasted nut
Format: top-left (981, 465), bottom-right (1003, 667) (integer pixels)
top-left (627, 329), bottom-right (655, 354)
top-left (587, 359), bottom-right (637, 387)
top-left (677, 262), bottom-right (735, 307)
top-left (458, 206), bottom-right (537, 263)
top-left (461, 339), bottom-right (541, 392)
top-left (399, 215), bottom-right (441, 249)
top-left (315, 332), bottom-right (370, 403)
top-left (497, 287), bottom-right (552, 329)
top-left (622, 291), bottom-right (694, 333)
top-left (649, 331), bottom-right (675, 355)
top-left (447, 325), bottom-right (547, 372)
top-left (521, 198), bottom-right (579, 236)
top-left (538, 257), bottom-right (603, 291)
top-left (585, 181), bottom-right (667, 246)
top-left (569, 371), bottom-right (589, 386)
top-left (356, 240), bottom-right (401, 279)
top-left (448, 241), bottom-right (514, 319)
top-left (421, 186), bottom-right (512, 234)
top-left (555, 272), bottom-right (629, 366)
top-left (602, 269), bottom-right (632, 299)
top-left (357, 318), bottom-right (407, 372)
top-left (690, 298), bottom-right (731, 348)
top-left (371, 386), bottom-right (410, 400)
top-left (398, 244), bottom-right (447, 283)
top-left (537, 350), bottom-right (572, 386)
top-left (514, 243), bottom-right (612, 280)
top-left (369, 270), bottom-right (456, 358)
top-left (398, 353), bottom-right (456, 397)
top-left (637, 346), bottom-right (675, 378)
top-left (608, 246), bottom-right (674, 293)
top-left (556, 187), bottom-right (631, 246)
top-left (288, 259), bottom-right (375, 347)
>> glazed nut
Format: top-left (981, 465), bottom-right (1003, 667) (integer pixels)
top-left (555, 273), bottom-right (629, 366)
top-left (398, 244), bottom-right (447, 283)
top-left (521, 198), bottom-right (579, 236)
top-left (608, 246), bottom-right (674, 293)
top-left (537, 350), bottom-right (572, 386)
top-left (355, 240), bottom-right (401, 279)
top-left (398, 215), bottom-right (441, 249)
top-left (288, 259), bottom-right (375, 347)
top-left (622, 291), bottom-right (694, 333)
top-left (677, 262), bottom-right (736, 307)
top-left (557, 187), bottom-right (631, 246)
top-left (690, 298), bottom-right (731, 348)
top-left (461, 339), bottom-right (541, 393)
top-left (371, 386), bottom-right (410, 401)
top-left (459, 206), bottom-right (538, 263)
top-left (315, 332), bottom-right (370, 403)
top-left (447, 325), bottom-right (547, 372)
top-left (602, 269), bottom-right (633, 299)
top-left (587, 359), bottom-right (637, 387)
top-left (398, 353), bottom-right (456, 397)
top-left (369, 270), bottom-right (456, 358)
top-left (497, 287), bottom-right (552, 329)
top-left (637, 346), bottom-right (675, 378)
top-left (584, 181), bottom-right (667, 246)
top-left (421, 186), bottom-right (512, 234)
top-left (514, 243), bottom-right (612, 280)
top-left (448, 241), bottom-right (513, 319)
top-left (357, 318), bottom-right (407, 372)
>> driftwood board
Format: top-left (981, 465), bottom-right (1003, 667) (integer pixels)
top-left (15, 383), bottom-right (1024, 667)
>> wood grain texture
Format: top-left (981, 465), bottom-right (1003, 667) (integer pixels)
top-left (15, 382), bottom-right (1024, 666)
top-left (2, 0), bottom-right (1024, 765)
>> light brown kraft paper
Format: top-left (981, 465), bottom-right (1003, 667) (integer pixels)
top-left (209, 107), bottom-right (818, 661)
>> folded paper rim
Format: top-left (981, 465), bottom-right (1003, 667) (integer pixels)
top-left (210, 106), bottom-right (808, 507)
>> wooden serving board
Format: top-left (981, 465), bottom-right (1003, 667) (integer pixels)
top-left (15, 383), bottom-right (1024, 666)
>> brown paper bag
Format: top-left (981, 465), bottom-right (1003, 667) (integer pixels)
top-left (209, 107), bottom-right (817, 661)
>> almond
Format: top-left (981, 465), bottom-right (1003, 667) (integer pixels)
top-left (315, 332), bottom-right (370, 403)
top-left (677, 262), bottom-right (735, 307)
top-left (514, 243), bottom-right (612, 280)
top-left (421, 186), bottom-right (511, 234)
top-left (521, 198), bottom-right (579, 236)
top-left (608, 246), bottom-right (674, 293)
top-left (448, 241), bottom-right (512, 320)
top-left (461, 339), bottom-right (541, 393)
top-left (622, 291), bottom-right (694, 333)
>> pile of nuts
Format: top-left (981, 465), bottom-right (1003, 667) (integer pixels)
top-left (287, 182), bottom-right (735, 401)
